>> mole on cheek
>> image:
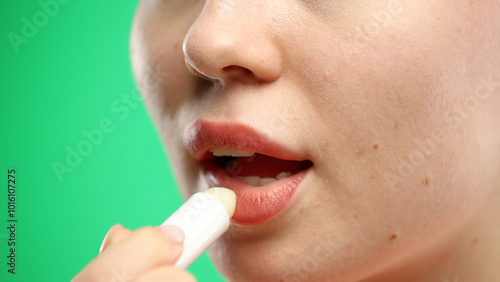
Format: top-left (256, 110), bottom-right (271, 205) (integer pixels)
top-left (390, 234), bottom-right (398, 241)
top-left (373, 144), bottom-right (379, 150)
top-left (423, 177), bottom-right (431, 186)
top-left (471, 237), bottom-right (479, 246)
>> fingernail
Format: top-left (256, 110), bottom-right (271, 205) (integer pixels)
top-left (99, 223), bottom-right (122, 254)
top-left (158, 225), bottom-right (185, 243)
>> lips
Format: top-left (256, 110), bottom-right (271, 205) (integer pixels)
top-left (185, 120), bottom-right (312, 225)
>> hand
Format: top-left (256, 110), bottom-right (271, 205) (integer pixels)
top-left (72, 224), bottom-right (196, 281)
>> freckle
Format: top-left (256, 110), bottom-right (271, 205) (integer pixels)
top-left (373, 144), bottom-right (379, 150)
top-left (423, 177), bottom-right (431, 186)
top-left (390, 234), bottom-right (398, 241)
top-left (354, 214), bottom-right (358, 219)
top-left (471, 237), bottom-right (478, 246)
top-left (394, 123), bottom-right (399, 129)
top-left (173, 41), bottom-right (180, 49)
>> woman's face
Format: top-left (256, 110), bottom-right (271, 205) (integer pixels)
top-left (131, 1), bottom-right (500, 281)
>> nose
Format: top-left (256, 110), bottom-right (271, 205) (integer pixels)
top-left (182, 1), bottom-right (282, 84)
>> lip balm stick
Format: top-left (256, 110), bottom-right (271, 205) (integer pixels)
top-left (161, 187), bottom-right (236, 269)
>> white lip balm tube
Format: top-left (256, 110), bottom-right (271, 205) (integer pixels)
top-left (160, 187), bottom-right (236, 269)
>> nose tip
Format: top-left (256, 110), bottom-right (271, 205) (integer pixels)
top-left (182, 4), bottom-right (282, 84)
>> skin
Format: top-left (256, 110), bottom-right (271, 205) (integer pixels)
top-left (73, 225), bottom-right (196, 281)
top-left (75, 0), bottom-right (500, 281)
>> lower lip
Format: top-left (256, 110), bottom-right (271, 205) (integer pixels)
top-left (204, 168), bottom-right (311, 225)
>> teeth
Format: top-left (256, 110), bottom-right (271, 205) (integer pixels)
top-left (235, 172), bottom-right (293, 187)
top-left (236, 176), bottom-right (277, 186)
top-left (276, 172), bottom-right (293, 180)
top-left (210, 147), bottom-right (255, 157)
top-left (237, 176), bottom-right (260, 186)
top-left (259, 178), bottom-right (276, 186)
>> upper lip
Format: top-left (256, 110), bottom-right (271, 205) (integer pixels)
top-left (184, 120), bottom-right (308, 162)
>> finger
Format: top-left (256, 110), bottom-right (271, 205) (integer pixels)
top-left (76, 226), bottom-right (185, 281)
top-left (99, 224), bottom-right (132, 254)
top-left (135, 266), bottom-right (197, 282)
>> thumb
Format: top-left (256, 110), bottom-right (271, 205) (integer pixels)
top-left (157, 225), bottom-right (185, 264)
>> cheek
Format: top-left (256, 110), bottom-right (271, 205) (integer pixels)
top-left (132, 28), bottom-right (188, 118)
top-left (306, 1), bottom-right (486, 182)
top-left (131, 0), bottom-right (207, 122)
top-left (283, 0), bottom-right (496, 258)
top-left (131, 3), bottom-right (205, 195)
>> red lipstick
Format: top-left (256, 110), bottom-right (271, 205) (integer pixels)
top-left (185, 120), bottom-right (312, 225)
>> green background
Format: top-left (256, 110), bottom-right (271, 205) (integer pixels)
top-left (0, 1), bottom-right (224, 281)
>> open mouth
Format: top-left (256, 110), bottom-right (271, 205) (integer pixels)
top-left (185, 120), bottom-right (313, 225)
top-left (205, 147), bottom-right (313, 187)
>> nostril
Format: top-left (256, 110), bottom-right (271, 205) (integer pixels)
top-left (221, 65), bottom-right (258, 82)
top-left (222, 65), bottom-right (253, 75)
